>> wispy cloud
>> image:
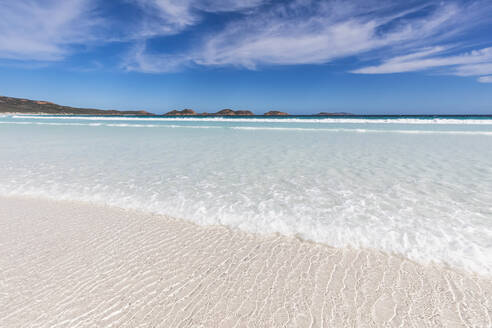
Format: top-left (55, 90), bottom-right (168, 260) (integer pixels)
top-left (0, 0), bottom-right (101, 61)
top-left (453, 63), bottom-right (492, 77)
top-left (0, 0), bottom-right (265, 61)
top-left (126, 0), bottom-right (492, 78)
top-left (129, 0), bottom-right (198, 37)
top-left (478, 76), bottom-right (492, 83)
top-left (352, 47), bottom-right (492, 74)
top-left (123, 42), bottom-right (193, 73)
top-left (130, 0), bottom-right (266, 37)
top-left (347, 1), bottom-right (492, 81)
top-left (2, 0), bottom-right (492, 84)
top-left (190, 0), bottom-right (448, 68)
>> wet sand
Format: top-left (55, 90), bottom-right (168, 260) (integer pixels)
top-left (0, 196), bottom-right (490, 327)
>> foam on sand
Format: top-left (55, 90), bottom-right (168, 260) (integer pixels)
top-left (1, 196), bottom-right (490, 327)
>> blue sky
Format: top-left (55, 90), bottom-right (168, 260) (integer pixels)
top-left (0, 0), bottom-right (492, 114)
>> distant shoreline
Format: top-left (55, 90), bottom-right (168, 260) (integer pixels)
top-left (2, 95), bottom-right (491, 117)
top-left (0, 95), bottom-right (355, 117)
top-left (6, 112), bottom-right (492, 118)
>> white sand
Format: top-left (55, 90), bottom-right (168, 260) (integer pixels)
top-left (0, 196), bottom-right (490, 327)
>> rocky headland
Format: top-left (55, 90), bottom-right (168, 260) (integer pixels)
top-left (0, 96), bottom-right (154, 116)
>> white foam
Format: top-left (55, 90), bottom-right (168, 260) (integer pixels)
top-left (230, 126), bottom-right (492, 135)
top-left (0, 121), bottom-right (220, 129)
top-left (2, 120), bottom-right (491, 135)
top-left (10, 115), bottom-right (492, 125)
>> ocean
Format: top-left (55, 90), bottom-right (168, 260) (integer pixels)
top-left (1, 114), bottom-right (491, 274)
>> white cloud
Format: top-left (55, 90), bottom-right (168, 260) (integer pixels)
top-left (352, 47), bottom-right (492, 74)
top-left (194, 2), bottom-right (461, 69)
top-left (346, 1), bottom-right (492, 79)
top-left (2, 0), bottom-right (492, 85)
top-left (131, 0), bottom-right (265, 37)
top-left (454, 63), bottom-right (492, 76)
top-left (0, 0), bottom-right (266, 62)
top-left (0, 0), bottom-right (101, 61)
top-left (123, 42), bottom-right (193, 73)
top-left (194, 18), bottom-right (381, 68)
top-left (128, 0), bottom-right (491, 74)
top-left (0, 0), bottom-right (267, 64)
top-left (478, 76), bottom-right (492, 83)
top-left (130, 0), bottom-right (197, 37)
top-left (193, 0), bottom-right (265, 12)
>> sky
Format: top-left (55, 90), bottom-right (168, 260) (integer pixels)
top-left (0, 0), bottom-right (492, 115)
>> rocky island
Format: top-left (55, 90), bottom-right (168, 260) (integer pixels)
top-left (215, 109), bottom-right (254, 116)
top-left (165, 109), bottom-right (197, 115)
top-left (264, 110), bottom-right (289, 116)
top-left (165, 108), bottom-right (255, 116)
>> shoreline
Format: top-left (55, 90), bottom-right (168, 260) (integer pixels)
top-left (4, 112), bottom-right (492, 117)
top-left (1, 195), bottom-right (490, 327)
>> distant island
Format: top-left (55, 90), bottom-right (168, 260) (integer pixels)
top-left (164, 109), bottom-right (256, 116)
top-left (163, 109), bottom-right (291, 116)
top-left (160, 109), bottom-right (354, 116)
top-left (0, 95), bottom-right (353, 116)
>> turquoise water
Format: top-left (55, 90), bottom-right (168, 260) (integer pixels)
top-left (1, 114), bottom-right (491, 274)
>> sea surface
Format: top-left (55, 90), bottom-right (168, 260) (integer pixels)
top-left (0, 114), bottom-right (491, 274)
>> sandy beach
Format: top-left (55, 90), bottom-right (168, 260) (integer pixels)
top-left (3, 0), bottom-right (492, 326)
top-left (1, 196), bottom-right (490, 327)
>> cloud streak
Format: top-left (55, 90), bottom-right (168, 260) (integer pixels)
top-left (0, 0), bottom-right (267, 63)
top-left (0, 0), bottom-right (101, 61)
top-left (130, 0), bottom-right (265, 37)
top-left (2, 0), bottom-right (492, 84)
top-left (478, 76), bottom-right (492, 83)
top-left (126, 0), bottom-right (492, 81)
top-left (123, 42), bottom-right (193, 73)
top-left (352, 47), bottom-right (492, 74)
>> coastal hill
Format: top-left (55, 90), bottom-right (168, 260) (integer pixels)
top-left (0, 95), bottom-right (154, 116)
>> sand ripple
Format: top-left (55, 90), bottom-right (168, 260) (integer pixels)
top-left (0, 196), bottom-right (490, 327)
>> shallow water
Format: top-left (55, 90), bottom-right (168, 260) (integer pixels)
top-left (1, 115), bottom-right (491, 274)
